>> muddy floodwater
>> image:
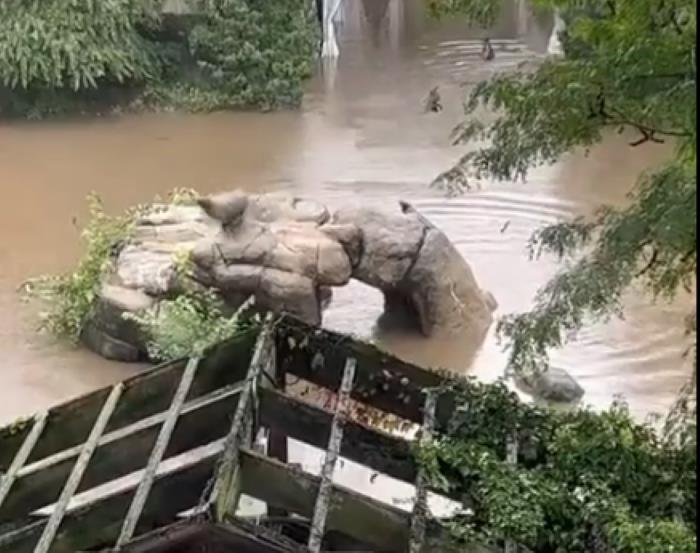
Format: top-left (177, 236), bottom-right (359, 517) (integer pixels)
top-left (0, 0), bottom-right (692, 430)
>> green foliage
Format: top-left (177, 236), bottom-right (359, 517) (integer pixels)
top-left (22, 189), bottom-right (202, 344)
top-left (0, 0), bottom-right (160, 117)
top-left (186, 0), bottom-right (318, 110)
top-left (0, 0), bottom-right (318, 117)
top-left (429, 0), bottom-right (696, 394)
top-left (127, 290), bottom-right (255, 361)
top-left (22, 193), bottom-right (135, 341)
top-left (418, 377), bottom-right (696, 551)
top-left (427, 0), bottom-right (500, 27)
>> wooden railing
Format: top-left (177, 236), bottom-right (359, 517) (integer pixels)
top-left (0, 315), bottom-right (503, 552)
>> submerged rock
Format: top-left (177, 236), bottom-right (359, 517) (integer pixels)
top-left (515, 368), bottom-right (585, 403)
top-left (83, 190), bottom-right (496, 361)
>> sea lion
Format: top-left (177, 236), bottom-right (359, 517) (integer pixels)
top-left (481, 37), bottom-right (495, 61)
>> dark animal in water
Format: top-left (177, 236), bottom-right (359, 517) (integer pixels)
top-left (424, 86), bottom-right (442, 113)
top-left (481, 38), bottom-right (495, 61)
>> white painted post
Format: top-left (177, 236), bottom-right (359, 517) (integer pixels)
top-left (321, 0), bottom-right (343, 58)
top-left (547, 9), bottom-right (566, 57)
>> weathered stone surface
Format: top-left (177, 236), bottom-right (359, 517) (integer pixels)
top-left (192, 193), bottom-right (349, 328)
top-left (116, 245), bottom-right (179, 296)
top-left (138, 205), bottom-right (212, 227)
top-left (79, 285), bottom-right (155, 362)
top-left (319, 224), bottom-right (363, 267)
top-left (197, 191), bottom-right (249, 227)
top-left (403, 227), bottom-right (494, 336)
top-left (83, 190), bottom-right (496, 361)
top-left (334, 201), bottom-right (495, 337)
top-left (80, 320), bottom-right (142, 363)
top-left (96, 285), bottom-right (153, 339)
top-left (258, 268), bottom-right (321, 325)
top-left (247, 193), bottom-right (329, 224)
top-left (333, 205), bottom-right (424, 290)
top-left (515, 368), bottom-right (585, 403)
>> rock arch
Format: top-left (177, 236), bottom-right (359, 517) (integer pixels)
top-left (83, 191), bottom-right (497, 361)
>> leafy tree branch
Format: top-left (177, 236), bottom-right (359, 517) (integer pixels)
top-left (428, 0), bottom-right (696, 399)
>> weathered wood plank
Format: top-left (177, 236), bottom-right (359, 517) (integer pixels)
top-left (0, 329), bottom-right (257, 472)
top-left (2, 442), bottom-right (472, 553)
top-left (116, 519), bottom-right (308, 553)
top-left (239, 449), bottom-right (411, 552)
top-left (307, 357), bottom-right (356, 552)
top-left (34, 383), bottom-right (124, 553)
top-left (5, 442), bottom-right (420, 552)
top-left (0, 412), bottom-right (47, 510)
top-left (0, 449), bottom-right (218, 553)
top-left (213, 318), bottom-right (274, 521)
top-left (115, 357), bottom-right (201, 547)
top-left (258, 388), bottom-right (470, 509)
top-left (266, 333), bottom-right (288, 519)
top-left (0, 384), bottom-right (242, 523)
top-left (409, 391), bottom-right (437, 553)
top-left (275, 319), bottom-right (455, 428)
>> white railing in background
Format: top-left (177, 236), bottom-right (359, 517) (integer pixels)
top-left (321, 0), bottom-right (344, 58)
top-left (547, 9), bottom-right (566, 57)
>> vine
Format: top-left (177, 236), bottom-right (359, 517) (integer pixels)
top-left (126, 290), bottom-right (257, 362)
top-left (416, 376), bottom-right (696, 551)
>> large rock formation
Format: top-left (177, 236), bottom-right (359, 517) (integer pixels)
top-left (333, 201), bottom-right (497, 336)
top-left (84, 191), bottom-right (496, 361)
top-left (191, 191), bottom-right (353, 326)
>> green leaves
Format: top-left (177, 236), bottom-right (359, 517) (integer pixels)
top-left (0, 0), bottom-right (317, 116)
top-left (0, 0), bottom-right (158, 93)
top-left (429, 0), bottom-right (696, 400)
top-left (417, 380), bottom-right (696, 551)
top-left (23, 193), bottom-right (135, 341)
top-left (127, 290), bottom-right (255, 361)
top-left (186, 0), bottom-right (317, 110)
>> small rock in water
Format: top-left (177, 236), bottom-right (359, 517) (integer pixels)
top-left (515, 368), bottom-right (584, 403)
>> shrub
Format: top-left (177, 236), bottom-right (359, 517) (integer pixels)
top-left (0, 0), bottom-right (318, 117)
top-left (127, 291), bottom-right (256, 361)
top-left (187, 0), bottom-right (318, 110)
top-left (0, 0), bottom-right (160, 117)
top-left (22, 193), bottom-right (136, 341)
top-left (417, 377), bottom-right (696, 551)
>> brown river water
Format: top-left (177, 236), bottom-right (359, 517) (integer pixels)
top-left (0, 0), bottom-right (692, 433)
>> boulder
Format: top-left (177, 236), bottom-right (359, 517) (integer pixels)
top-left (515, 368), bottom-right (585, 403)
top-left (80, 285), bottom-right (155, 362)
top-left (191, 192), bottom-right (353, 326)
top-left (334, 201), bottom-right (496, 337)
top-left (333, 205), bottom-right (424, 290)
top-left (80, 320), bottom-right (142, 363)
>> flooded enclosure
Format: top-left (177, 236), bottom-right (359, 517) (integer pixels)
top-left (0, 0), bottom-right (692, 429)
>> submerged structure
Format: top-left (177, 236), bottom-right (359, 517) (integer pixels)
top-left (0, 316), bottom-right (501, 553)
